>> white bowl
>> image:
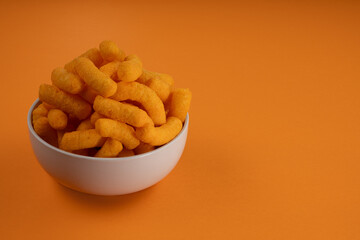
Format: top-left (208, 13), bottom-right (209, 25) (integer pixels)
top-left (27, 99), bottom-right (189, 195)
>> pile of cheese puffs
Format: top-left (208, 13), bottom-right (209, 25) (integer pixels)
top-left (32, 40), bottom-right (191, 157)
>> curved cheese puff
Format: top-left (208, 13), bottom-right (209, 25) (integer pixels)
top-left (42, 102), bottom-right (55, 110)
top-left (90, 111), bottom-right (105, 126)
top-left (167, 88), bottom-right (192, 123)
top-left (64, 48), bottom-right (103, 73)
top-left (32, 103), bottom-right (48, 122)
top-left (59, 129), bottom-right (106, 151)
top-left (95, 118), bottom-right (140, 149)
top-left (76, 119), bottom-right (93, 131)
top-left (33, 116), bottom-right (58, 147)
top-left (137, 70), bottom-right (172, 102)
top-left (99, 40), bottom-right (125, 62)
top-left (117, 55), bottom-right (143, 82)
top-left (75, 57), bottom-right (117, 97)
top-left (118, 149), bottom-right (135, 157)
top-left (79, 85), bottom-right (99, 104)
top-left (93, 95), bottom-right (152, 127)
top-left (33, 116), bottom-right (52, 137)
top-left (99, 61), bottom-right (120, 81)
top-left (95, 138), bottom-right (123, 158)
top-left (39, 84), bottom-right (92, 120)
top-left (135, 117), bottom-right (182, 146)
top-left (146, 78), bottom-right (171, 102)
top-left (47, 109), bottom-right (68, 130)
top-left (134, 142), bottom-right (155, 155)
top-left (138, 70), bottom-right (174, 88)
top-left (111, 81), bottom-right (166, 125)
top-left (51, 67), bottom-right (85, 94)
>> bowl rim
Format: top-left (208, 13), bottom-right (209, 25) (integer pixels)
top-left (28, 98), bottom-right (189, 162)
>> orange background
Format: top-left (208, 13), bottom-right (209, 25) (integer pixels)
top-left (1, 0), bottom-right (360, 239)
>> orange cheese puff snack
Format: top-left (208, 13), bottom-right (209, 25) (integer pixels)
top-left (33, 117), bottom-right (52, 137)
top-left (118, 149), bottom-right (135, 157)
top-left (111, 81), bottom-right (166, 125)
top-left (90, 111), bottom-right (105, 126)
top-left (146, 78), bottom-right (171, 102)
top-left (117, 55), bottom-right (143, 82)
top-left (42, 102), bottom-right (55, 110)
top-left (75, 57), bottom-right (117, 97)
top-left (99, 40), bottom-right (126, 62)
top-left (134, 142), bottom-right (155, 155)
top-left (33, 117), bottom-right (58, 146)
top-left (60, 129), bottom-right (106, 151)
top-left (95, 118), bottom-right (140, 149)
top-left (76, 119), bottom-right (93, 131)
top-left (47, 109), bottom-right (68, 130)
top-left (95, 138), bottom-right (123, 157)
top-left (158, 73), bottom-right (174, 87)
top-left (39, 84), bottom-right (92, 120)
top-left (32, 103), bottom-right (48, 122)
top-left (167, 88), bottom-right (192, 122)
top-left (93, 95), bottom-right (153, 127)
top-left (136, 117), bottom-right (182, 146)
top-left (79, 85), bottom-right (99, 104)
top-left (65, 48), bottom-right (103, 73)
top-left (51, 67), bottom-right (85, 94)
top-left (138, 70), bottom-right (174, 87)
top-left (99, 61), bottom-right (120, 81)
top-left (137, 70), bottom-right (171, 102)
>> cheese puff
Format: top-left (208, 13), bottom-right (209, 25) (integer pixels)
top-left (75, 57), bottom-right (117, 97)
top-left (90, 111), bottom-right (105, 126)
top-left (118, 149), bottom-right (135, 157)
top-left (117, 55), bottom-right (143, 82)
top-left (138, 70), bottom-right (174, 88)
top-left (39, 84), bottom-right (92, 120)
top-left (134, 142), bottom-right (155, 155)
top-left (158, 73), bottom-right (174, 87)
top-left (47, 109), bottom-right (68, 130)
top-left (32, 103), bottom-right (48, 122)
top-left (95, 138), bottom-right (123, 158)
top-left (33, 117), bottom-right (58, 147)
top-left (60, 129), bottom-right (106, 151)
top-left (137, 71), bottom-right (171, 102)
top-left (136, 117), bottom-right (182, 146)
top-left (33, 117), bottom-right (52, 137)
top-left (111, 81), bottom-right (166, 125)
top-left (51, 67), bottom-right (85, 94)
top-left (95, 118), bottom-right (140, 149)
top-left (99, 40), bottom-right (126, 62)
top-left (167, 88), bottom-right (192, 122)
top-left (42, 102), bottom-right (55, 110)
top-left (99, 61), bottom-right (120, 81)
top-left (93, 95), bottom-right (153, 127)
top-left (146, 78), bottom-right (171, 102)
top-left (64, 48), bottom-right (103, 73)
top-left (76, 119), bottom-right (93, 131)
top-left (79, 85), bottom-right (99, 104)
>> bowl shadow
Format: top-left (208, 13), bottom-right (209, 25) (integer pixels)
top-left (54, 179), bottom-right (157, 211)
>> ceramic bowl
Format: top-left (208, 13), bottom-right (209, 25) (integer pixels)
top-left (27, 99), bottom-right (189, 195)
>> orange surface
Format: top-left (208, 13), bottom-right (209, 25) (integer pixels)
top-left (1, 1), bottom-right (360, 239)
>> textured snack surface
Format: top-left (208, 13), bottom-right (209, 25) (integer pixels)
top-left (75, 57), bottom-right (117, 97)
top-left (39, 84), bottom-right (92, 120)
top-left (111, 81), bottom-right (166, 125)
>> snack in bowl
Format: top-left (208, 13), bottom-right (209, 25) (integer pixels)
top-left (31, 40), bottom-right (191, 158)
